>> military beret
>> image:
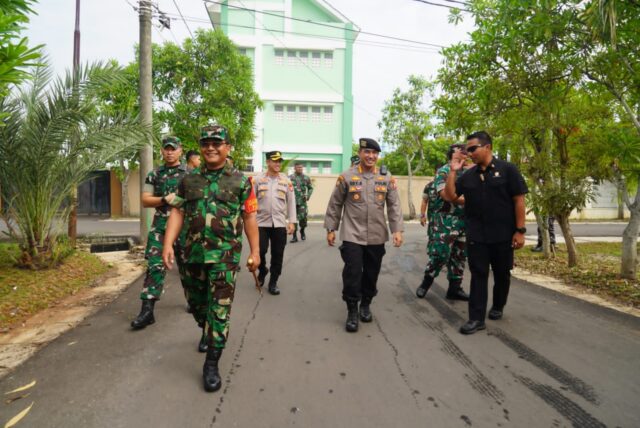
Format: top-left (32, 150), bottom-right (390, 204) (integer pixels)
top-left (358, 138), bottom-right (381, 152)
top-left (200, 125), bottom-right (228, 142)
top-left (265, 151), bottom-right (283, 161)
top-left (162, 136), bottom-right (181, 149)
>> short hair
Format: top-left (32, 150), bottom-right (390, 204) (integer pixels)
top-left (294, 162), bottom-right (303, 166)
top-left (447, 143), bottom-right (466, 160)
top-left (466, 131), bottom-right (492, 146)
top-left (186, 150), bottom-right (199, 159)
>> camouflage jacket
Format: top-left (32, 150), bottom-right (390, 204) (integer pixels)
top-left (143, 163), bottom-right (188, 229)
top-left (289, 173), bottom-right (313, 206)
top-left (430, 164), bottom-right (465, 236)
top-left (177, 162), bottom-right (257, 269)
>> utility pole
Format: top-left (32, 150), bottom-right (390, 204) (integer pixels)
top-left (68, 0), bottom-right (81, 246)
top-left (139, 0), bottom-right (154, 245)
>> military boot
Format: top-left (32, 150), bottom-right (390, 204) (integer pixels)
top-left (359, 297), bottom-right (373, 323)
top-left (198, 327), bottom-right (208, 353)
top-left (446, 279), bottom-right (469, 301)
top-left (257, 268), bottom-right (269, 287)
top-left (416, 274), bottom-right (434, 298)
top-left (345, 301), bottom-right (359, 332)
top-left (268, 274), bottom-right (280, 295)
top-left (290, 232), bottom-right (298, 243)
top-left (131, 300), bottom-right (155, 330)
top-left (203, 347), bottom-right (223, 392)
top-left (300, 228), bottom-right (306, 241)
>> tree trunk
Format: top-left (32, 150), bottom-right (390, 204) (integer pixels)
top-left (620, 209), bottom-right (639, 279)
top-left (556, 213), bottom-right (578, 267)
top-left (405, 154), bottom-right (416, 219)
top-left (534, 211), bottom-right (552, 257)
top-left (617, 187), bottom-right (625, 220)
top-left (121, 168), bottom-right (131, 217)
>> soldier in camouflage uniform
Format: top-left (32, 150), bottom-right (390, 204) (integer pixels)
top-left (289, 162), bottom-right (313, 243)
top-left (131, 136), bottom-right (187, 330)
top-left (416, 144), bottom-right (470, 301)
top-left (162, 125), bottom-right (260, 393)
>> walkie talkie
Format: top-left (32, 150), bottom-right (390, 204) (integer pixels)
top-left (380, 165), bottom-right (388, 175)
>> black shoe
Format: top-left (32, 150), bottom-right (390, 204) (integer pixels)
top-left (531, 245), bottom-right (543, 252)
top-left (131, 300), bottom-right (155, 330)
top-left (460, 320), bottom-right (486, 335)
top-left (446, 281), bottom-right (469, 301)
top-left (345, 301), bottom-right (359, 332)
top-left (290, 233), bottom-right (298, 243)
top-left (268, 276), bottom-right (280, 295)
top-left (359, 298), bottom-right (373, 323)
top-left (300, 229), bottom-right (306, 241)
top-left (198, 328), bottom-right (208, 353)
top-left (203, 348), bottom-right (223, 392)
top-left (488, 308), bottom-right (503, 320)
top-left (257, 268), bottom-right (268, 287)
top-left (416, 275), bottom-right (434, 298)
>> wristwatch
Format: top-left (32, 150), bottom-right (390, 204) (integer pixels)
top-left (161, 195), bottom-right (166, 204)
top-left (327, 229), bottom-right (334, 233)
top-left (515, 227), bottom-right (527, 234)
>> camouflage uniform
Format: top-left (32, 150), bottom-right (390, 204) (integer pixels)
top-left (289, 172), bottom-right (313, 229)
top-left (140, 163), bottom-right (188, 300)
top-left (175, 162), bottom-right (257, 349)
top-left (423, 164), bottom-right (466, 282)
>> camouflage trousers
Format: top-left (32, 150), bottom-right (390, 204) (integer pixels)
top-left (424, 229), bottom-right (467, 282)
top-left (181, 264), bottom-right (237, 349)
top-left (141, 227), bottom-right (183, 300)
top-left (295, 203), bottom-right (308, 229)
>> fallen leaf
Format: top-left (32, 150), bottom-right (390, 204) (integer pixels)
top-left (5, 393), bottom-right (30, 404)
top-left (4, 380), bottom-right (36, 395)
top-left (4, 402), bottom-right (34, 428)
top-left (67, 341), bottom-right (77, 346)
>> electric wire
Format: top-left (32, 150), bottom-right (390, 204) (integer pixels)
top-left (171, 0), bottom-right (194, 38)
top-left (411, 0), bottom-right (470, 12)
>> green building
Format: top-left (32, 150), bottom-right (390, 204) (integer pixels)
top-left (207, 0), bottom-right (358, 173)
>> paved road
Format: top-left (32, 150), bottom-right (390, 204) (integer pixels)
top-left (1, 225), bottom-right (639, 427)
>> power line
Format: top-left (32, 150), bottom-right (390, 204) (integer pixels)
top-left (411, 0), bottom-right (470, 12)
top-left (202, 0), bottom-right (447, 49)
top-left (170, 0), bottom-right (194, 38)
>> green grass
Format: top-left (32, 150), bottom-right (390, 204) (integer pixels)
top-left (515, 242), bottom-right (640, 307)
top-left (0, 243), bottom-right (110, 332)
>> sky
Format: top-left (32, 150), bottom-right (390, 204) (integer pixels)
top-left (25, 0), bottom-right (475, 141)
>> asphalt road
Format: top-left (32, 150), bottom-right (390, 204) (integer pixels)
top-left (1, 225), bottom-right (639, 427)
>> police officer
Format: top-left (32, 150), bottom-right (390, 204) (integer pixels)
top-left (254, 151), bottom-right (297, 295)
top-left (416, 144), bottom-right (470, 301)
top-left (443, 131), bottom-right (528, 335)
top-left (162, 125), bottom-right (260, 392)
top-left (289, 162), bottom-right (313, 243)
top-left (324, 138), bottom-right (404, 332)
top-left (131, 136), bottom-right (187, 330)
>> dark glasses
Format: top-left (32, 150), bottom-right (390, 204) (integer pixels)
top-left (466, 144), bottom-right (484, 153)
top-left (199, 140), bottom-right (227, 149)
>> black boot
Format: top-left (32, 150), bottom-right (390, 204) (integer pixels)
top-left (268, 274), bottom-right (280, 295)
top-left (345, 301), bottom-right (359, 332)
top-left (416, 274), bottom-right (434, 298)
top-left (131, 300), bottom-right (155, 329)
top-left (300, 228), bottom-right (306, 241)
top-left (290, 232), bottom-right (298, 243)
top-left (446, 280), bottom-right (469, 301)
top-left (203, 347), bottom-right (223, 392)
top-left (257, 268), bottom-right (268, 287)
top-left (359, 297), bottom-right (373, 323)
top-left (198, 327), bottom-right (208, 353)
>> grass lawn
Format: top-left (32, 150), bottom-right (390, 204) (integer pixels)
top-left (515, 242), bottom-right (640, 307)
top-left (0, 243), bottom-right (110, 332)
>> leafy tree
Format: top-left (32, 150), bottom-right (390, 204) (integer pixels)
top-left (0, 62), bottom-right (151, 268)
top-left (382, 137), bottom-right (451, 176)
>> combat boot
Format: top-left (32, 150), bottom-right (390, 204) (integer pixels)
top-left (359, 297), bottom-right (373, 323)
top-left (203, 347), bottom-right (223, 392)
top-left (300, 228), bottom-right (306, 241)
top-left (290, 232), bottom-right (298, 243)
top-left (345, 301), bottom-right (359, 332)
top-left (268, 274), bottom-right (280, 295)
top-left (131, 299), bottom-right (155, 330)
top-left (257, 268), bottom-right (269, 287)
top-left (446, 280), bottom-right (469, 301)
top-left (416, 274), bottom-right (434, 298)
top-left (198, 327), bottom-right (208, 353)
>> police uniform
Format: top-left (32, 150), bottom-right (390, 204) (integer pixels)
top-left (254, 151), bottom-right (297, 295)
top-left (324, 138), bottom-right (403, 332)
top-left (289, 169), bottom-right (313, 242)
top-left (131, 136), bottom-right (187, 330)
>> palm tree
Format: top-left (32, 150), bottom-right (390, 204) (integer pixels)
top-left (0, 61), bottom-right (151, 269)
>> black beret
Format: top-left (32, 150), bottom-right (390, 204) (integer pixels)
top-left (358, 138), bottom-right (381, 152)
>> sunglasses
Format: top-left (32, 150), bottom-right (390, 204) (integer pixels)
top-left (466, 144), bottom-right (485, 153)
top-left (200, 140), bottom-right (228, 149)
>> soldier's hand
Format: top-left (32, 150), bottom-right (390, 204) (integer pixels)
top-left (393, 232), bottom-right (403, 247)
top-left (164, 193), bottom-right (176, 204)
top-left (247, 252), bottom-right (260, 272)
top-left (450, 152), bottom-right (466, 171)
top-left (162, 247), bottom-right (175, 270)
top-left (327, 231), bottom-right (336, 246)
top-left (287, 223), bottom-right (295, 235)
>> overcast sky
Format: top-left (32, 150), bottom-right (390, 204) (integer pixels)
top-left (25, 0), bottom-right (474, 141)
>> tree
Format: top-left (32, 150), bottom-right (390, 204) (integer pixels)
top-left (379, 75), bottom-right (435, 219)
top-left (0, 62), bottom-right (151, 268)
top-left (381, 137), bottom-right (451, 176)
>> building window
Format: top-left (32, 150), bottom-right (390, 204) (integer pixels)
top-left (323, 106), bottom-right (333, 122)
top-left (286, 105), bottom-right (296, 120)
top-left (241, 158), bottom-right (254, 172)
top-left (299, 50), bottom-right (309, 65)
top-left (287, 50), bottom-right (297, 66)
top-left (311, 51), bottom-right (322, 67)
top-left (274, 104), bottom-right (284, 120)
top-left (311, 106), bottom-right (321, 122)
top-left (275, 49), bottom-right (284, 65)
top-left (323, 162), bottom-right (332, 174)
top-left (310, 162), bottom-right (319, 174)
top-left (324, 51), bottom-right (333, 67)
top-left (298, 105), bottom-right (308, 121)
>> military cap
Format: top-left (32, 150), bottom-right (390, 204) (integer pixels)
top-left (162, 136), bottom-right (181, 149)
top-left (200, 124), bottom-right (228, 142)
top-left (265, 151), bottom-right (283, 161)
top-left (358, 138), bottom-right (381, 152)
top-left (350, 155), bottom-right (360, 165)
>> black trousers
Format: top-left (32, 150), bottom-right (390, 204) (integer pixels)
top-left (340, 241), bottom-right (386, 303)
top-left (536, 216), bottom-right (556, 246)
top-left (467, 241), bottom-right (514, 321)
top-left (259, 227), bottom-right (287, 277)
